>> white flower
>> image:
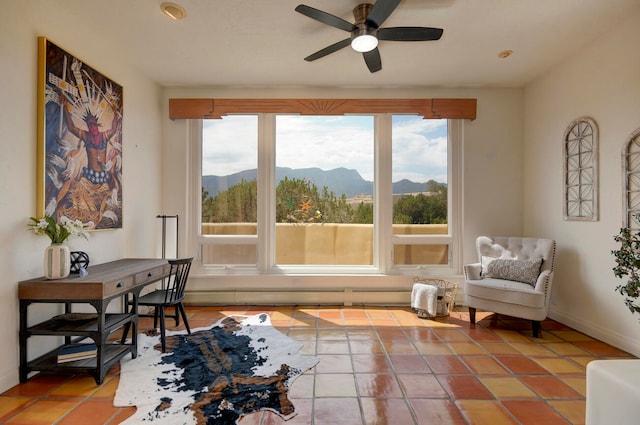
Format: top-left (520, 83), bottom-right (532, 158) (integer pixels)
top-left (27, 215), bottom-right (90, 243)
top-left (61, 217), bottom-right (90, 240)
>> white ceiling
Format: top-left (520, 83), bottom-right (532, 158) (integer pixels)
top-left (73, 0), bottom-right (639, 89)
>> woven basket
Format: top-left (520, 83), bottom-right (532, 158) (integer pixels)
top-left (413, 277), bottom-right (458, 317)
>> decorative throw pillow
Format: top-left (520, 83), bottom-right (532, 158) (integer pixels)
top-left (480, 256), bottom-right (495, 276)
top-left (481, 256), bottom-right (543, 286)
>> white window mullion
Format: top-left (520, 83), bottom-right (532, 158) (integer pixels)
top-left (257, 114), bottom-right (276, 272)
top-left (376, 114), bottom-right (393, 273)
top-left (449, 119), bottom-right (463, 275)
top-left (187, 119), bottom-right (203, 266)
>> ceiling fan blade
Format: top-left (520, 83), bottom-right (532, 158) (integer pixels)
top-left (304, 38), bottom-right (352, 62)
top-left (365, 0), bottom-right (400, 28)
top-left (378, 27), bottom-right (444, 41)
top-left (363, 48), bottom-right (382, 73)
top-left (295, 4), bottom-right (356, 32)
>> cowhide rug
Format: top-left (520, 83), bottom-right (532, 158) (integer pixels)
top-left (114, 313), bottom-right (319, 424)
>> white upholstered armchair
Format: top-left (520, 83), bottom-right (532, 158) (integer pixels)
top-left (463, 236), bottom-right (556, 338)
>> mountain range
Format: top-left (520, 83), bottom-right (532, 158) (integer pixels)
top-left (202, 167), bottom-right (430, 198)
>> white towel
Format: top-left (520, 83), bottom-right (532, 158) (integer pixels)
top-left (411, 283), bottom-right (438, 318)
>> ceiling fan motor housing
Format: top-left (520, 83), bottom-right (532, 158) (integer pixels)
top-left (352, 23), bottom-right (378, 41)
top-left (353, 3), bottom-right (375, 25)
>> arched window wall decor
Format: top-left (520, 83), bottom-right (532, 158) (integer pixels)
top-left (563, 117), bottom-right (598, 221)
top-left (623, 127), bottom-right (640, 230)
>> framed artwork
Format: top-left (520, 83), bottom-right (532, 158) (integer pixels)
top-left (563, 117), bottom-right (598, 221)
top-left (37, 37), bottom-right (123, 229)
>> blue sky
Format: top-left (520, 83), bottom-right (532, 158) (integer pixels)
top-left (202, 115), bottom-right (447, 183)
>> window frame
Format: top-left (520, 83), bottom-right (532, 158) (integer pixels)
top-left (187, 114), bottom-right (463, 277)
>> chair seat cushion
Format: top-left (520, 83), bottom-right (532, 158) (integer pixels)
top-left (465, 278), bottom-right (545, 309)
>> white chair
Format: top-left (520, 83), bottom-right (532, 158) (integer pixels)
top-left (463, 236), bottom-right (556, 337)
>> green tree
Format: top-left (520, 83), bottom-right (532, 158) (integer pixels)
top-left (202, 187), bottom-right (214, 222)
top-left (203, 177), bottom-right (447, 225)
top-left (317, 186), bottom-right (353, 223)
top-left (276, 177), bottom-right (320, 223)
top-left (353, 202), bottom-right (374, 224)
top-left (393, 181), bottom-right (447, 224)
top-left (274, 177), bottom-right (353, 223)
top-left (202, 179), bottom-right (257, 223)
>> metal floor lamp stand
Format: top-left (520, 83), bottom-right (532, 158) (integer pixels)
top-left (123, 214), bottom-right (179, 329)
top-left (153, 214), bottom-right (180, 323)
top-left (157, 214), bottom-right (179, 259)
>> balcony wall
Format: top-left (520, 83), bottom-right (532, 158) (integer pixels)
top-left (201, 223), bottom-right (448, 265)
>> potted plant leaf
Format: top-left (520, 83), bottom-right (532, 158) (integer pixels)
top-left (612, 215), bottom-right (640, 317)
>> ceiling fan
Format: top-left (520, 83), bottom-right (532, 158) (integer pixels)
top-left (295, 0), bottom-right (443, 73)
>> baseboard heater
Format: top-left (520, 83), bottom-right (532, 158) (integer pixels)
top-left (185, 288), bottom-right (431, 306)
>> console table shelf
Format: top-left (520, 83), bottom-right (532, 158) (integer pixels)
top-left (27, 343), bottom-right (132, 378)
top-left (27, 313), bottom-right (132, 335)
top-left (19, 258), bottom-right (170, 385)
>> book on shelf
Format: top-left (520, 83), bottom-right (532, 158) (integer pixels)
top-left (57, 343), bottom-right (97, 363)
top-left (57, 353), bottom-right (97, 363)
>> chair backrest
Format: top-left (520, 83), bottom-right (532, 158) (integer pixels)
top-left (163, 257), bottom-right (193, 304)
top-left (476, 236), bottom-right (556, 274)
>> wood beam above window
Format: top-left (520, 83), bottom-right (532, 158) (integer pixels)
top-left (169, 98), bottom-right (476, 120)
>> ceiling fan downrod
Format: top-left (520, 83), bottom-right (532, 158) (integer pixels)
top-left (353, 3), bottom-right (374, 24)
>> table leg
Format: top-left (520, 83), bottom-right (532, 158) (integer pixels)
top-left (89, 300), bottom-right (106, 385)
top-left (130, 288), bottom-right (142, 359)
top-left (19, 300), bottom-right (30, 382)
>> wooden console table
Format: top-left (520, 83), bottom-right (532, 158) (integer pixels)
top-left (19, 258), bottom-right (170, 384)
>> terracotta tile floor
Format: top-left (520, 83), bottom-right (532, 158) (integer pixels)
top-left (0, 306), bottom-right (635, 424)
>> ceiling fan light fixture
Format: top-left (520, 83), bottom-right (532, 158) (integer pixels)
top-left (351, 34), bottom-right (378, 52)
top-left (161, 2), bottom-right (187, 20)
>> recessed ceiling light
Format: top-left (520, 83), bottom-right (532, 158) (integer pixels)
top-left (498, 50), bottom-right (513, 59)
top-left (161, 2), bottom-right (187, 20)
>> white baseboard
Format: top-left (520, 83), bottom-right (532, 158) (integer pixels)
top-left (0, 369), bottom-right (17, 395)
top-left (549, 307), bottom-right (640, 358)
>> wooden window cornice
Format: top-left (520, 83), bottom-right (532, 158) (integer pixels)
top-left (169, 98), bottom-right (476, 120)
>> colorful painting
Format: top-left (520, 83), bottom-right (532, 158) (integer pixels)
top-left (37, 37), bottom-right (123, 229)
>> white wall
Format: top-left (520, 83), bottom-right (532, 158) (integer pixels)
top-left (524, 11), bottom-right (640, 355)
top-left (0, 2), bottom-right (163, 391)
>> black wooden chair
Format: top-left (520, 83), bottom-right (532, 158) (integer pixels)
top-left (122, 257), bottom-right (193, 352)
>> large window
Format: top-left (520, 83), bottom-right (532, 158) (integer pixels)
top-left (194, 113), bottom-right (460, 276)
top-left (275, 115), bottom-right (375, 266)
top-left (200, 116), bottom-right (258, 265)
top-left (392, 116), bottom-right (449, 266)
